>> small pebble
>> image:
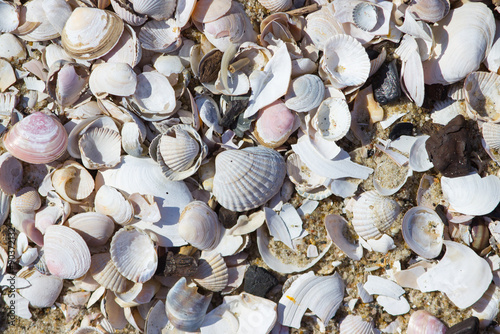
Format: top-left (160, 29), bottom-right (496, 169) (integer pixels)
top-left (218, 207), bottom-right (238, 229)
top-left (389, 122), bottom-right (414, 140)
top-left (445, 316), bottom-right (479, 334)
top-left (243, 265), bottom-right (278, 297)
top-left (372, 60), bottom-right (401, 105)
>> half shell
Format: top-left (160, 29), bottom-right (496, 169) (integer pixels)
top-left (178, 201), bottom-right (224, 251)
top-left (402, 206), bottom-right (444, 259)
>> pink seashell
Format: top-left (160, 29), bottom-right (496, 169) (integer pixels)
top-left (253, 100), bottom-right (297, 148)
top-left (407, 310), bottom-right (447, 334)
top-left (4, 112), bottom-right (68, 164)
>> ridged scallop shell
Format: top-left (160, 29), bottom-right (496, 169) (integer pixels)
top-left (89, 62), bottom-right (137, 98)
top-left (193, 253), bottom-right (229, 292)
top-left (138, 19), bottom-right (181, 53)
top-left (51, 161), bottom-right (94, 204)
top-left (313, 97), bottom-right (351, 141)
top-left (43, 225), bottom-right (91, 279)
top-left (402, 206), bottom-right (444, 259)
top-left (482, 122), bottom-right (500, 149)
top-left (68, 212), bottom-right (115, 247)
top-left (4, 112), bottom-right (68, 164)
top-left (213, 146), bottom-right (286, 212)
top-left (352, 191), bottom-right (401, 240)
top-left (352, 2), bottom-right (378, 32)
top-left (284, 74), bottom-right (325, 113)
top-left (0, 1), bottom-right (19, 33)
top-left (0, 153), bottom-right (23, 195)
top-left (79, 127), bottom-right (122, 170)
top-left (95, 185), bottom-right (134, 225)
top-left (110, 0), bottom-right (147, 26)
top-left (12, 187), bottom-right (41, 213)
top-left (464, 71), bottom-right (500, 122)
top-left (253, 100), bottom-right (297, 148)
top-left (303, 5), bottom-right (343, 50)
top-left (132, 0), bottom-right (176, 20)
top-left (408, 0), bottom-right (450, 23)
top-left (61, 8), bottom-right (124, 60)
top-left (166, 277), bottom-right (212, 332)
top-left (18, 268), bottom-right (63, 308)
top-left (339, 315), bottom-right (375, 334)
top-left (257, 0), bottom-right (292, 13)
top-left (110, 227), bottom-right (157, 283)
top-left (178, 201), bottom-right (224, 251)
top-left (19, 0), bottom-right (60, 42)
top-left (407, 310), bottom-right (447, 334)
top-left (90, 252), bottom-right (134, 293)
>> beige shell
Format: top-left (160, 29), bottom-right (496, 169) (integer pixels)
top-left (12, 187), bottom-right (41, 213)
top-left (90, 252), bottom-right (134, 293)
top-left (89, 62), bottom-right (137, 98)
top-left (51, 161), bottom-right (94, 204)
top-left (257, 0), bottom-right (291, 13)
top-left (101, 24), bottom-right (142, 68)
top-left (138, 19), bottom-right (182, 53)
top-left (178, 200), bottom-right (224, 251)
top-left (95, 185), bottom-right (134, 226)
top-left (193, 253), bottom-right (229, 292)
top-left (43, 225), bottom-right (91, 279)
top-left (68, 212), bottom-right (115, 247)
top-left (352, 191), bottom-right (401, 240)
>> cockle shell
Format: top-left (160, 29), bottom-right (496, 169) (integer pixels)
top-left (0, 1), bottom-right (19, 33)
top-left (165, 277), bottom-right (212, 332)
top-left (89, 62), bottom-right (137, 98)
top-left (17, 268), bottom-right (63, 308)
top-left (253, 100), bottom-right (297, 148)
top-left (408, 0), bottom-right (450, 23)
top-left (339, 315), bottom-right (375, 334)
top-left (482, 122), bottom-right (500, 150)
top-left (352, 191), bottom-right (400, 240)
top-left (68, 212), bottom-right (115, 247)
top-left (0, 153), bottom-right (23, 195)
top-left (138, 19), bottom-right (182, 53)
top-left (303, 4), bottom-right (343, 50)
top-left (11, 187), bottom-right (41, 214)
top-left (110, 0), bottom-right (148, 26)
top-left (4, 112), bottom-right (68, 164)
top-left (178, 200), bottom-right (224, 251)
top-left (313, 97), bottom-right (351, 141)
top-left (79, 127), bottom-right (122, 170)
top-left (44, 225), bottom-right (91, 279)
top-left (90, 252), bottom-right (134, 293)
top-left (464, 71), bottom-right (500, 122)
top-left (193, 253), bottom-right (229, 292)
top-left (51, 161), bottom-right (94, 204)
top-left (213, 146), bottom-right (286, 212)
top-left (61, 7), bottom-right (124, 60)
top-left (132, 0), bottom-right (176, 20)
top-left (95, 185), bottom-right (134, 225)
top-left (402, 206), bottom-right (444, 259)
top-left (284, 74), bottom-right (325, 113)
top-left (352, 2), bottom-right (378, 32)
top-left (257, 0), bottom-right (292, 13)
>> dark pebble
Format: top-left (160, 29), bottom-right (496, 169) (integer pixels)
top-left (446, 317), bottom-right (479, 334)
top-left (372, 60), bottom-right (401, 105)
top-left (243, 265), bottom-right (278, 297)
top-left (425, 115), bottom-right (472, 177)
top-left (162, 251), bottom-right (198, 277)
top-left (219, 95), bottom-right (249, 130)
top-left (389, 122), bottom-right (414, 140)
top-left (218, 207), bottom-right (239, 229)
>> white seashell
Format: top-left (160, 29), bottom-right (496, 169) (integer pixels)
top-left (90, 252), bottom-right (134, 293)
top-left (441, 172), bottom-right (500, 216)
top-left (42, 0), bottom-right (72, 34)
top-left (51, 161), bottom-right (94, 204)
top-left (472, 284), bottom-right (500, 328)
top-left (89, 62), bottom-right (137, 98)
top-left (131, 71), bottom-right (177, 119)
top-left (44, 225), bottom-right (91, 279)
top-left (132, 0), bottom-right (176, 20)
top-left (417, 241), bottom-right (492, 309)
top-left (95, 185), bottom-right (134, 225)
top-left (278, 271), bottom-right (344, 328)
top-left (110, 0), bottom-right (147, 26)
top-left (464, 71), bottom-right (500, 122)
top-left (363, 275), bottom-right (404, 299)
top-left (486, 20), bottom-right (500, 74)
top-left (19, 0), bottom-right (59, 42)
top-left (321, 34), bottom-right (370, 89)
top-left (257, 0), bottom-right (291, 13)
top-left (178, 200), bottom-right (224, 251)
top-left (313, 97), bottom-right (351, 141)
top-left (200, 304), bottom-right (239, 333)
top-left (284, 74), bottom-right (324, 113)
top-left (193, 253), bottom-right (229, 292)
top-left (303, 4), bottom-right (343, 51)
top-left (324, 214), bottom-right (363, 261)
top-left (408, 0), bottom-right (450, 23)
top-left (192, 0), bottom-right (231, 23)
top-left (18, 268), bottom-right (63, 308)
top-left (128, 193), bottom-right (161, 223)
top-left (34, 191), bottom-right (70, 234)
top-left (407, 310), bottom-right (447, 334)
top-left (351, 191), bottom-right (401, 240)
top-left (61, 8), bottom-right (124, 60)
top-left (110, 227), bottom-right (158, 283)
top-left (352, 2), bottom-right (378, 32)
top-left (395, 35), bottom-right (425, 107)
top-left (286, 153), bottom-right (326, 193)
top-left (0, 33), bottom-right (26, 61)
top-left (175, 0), bottom-right (197, 28)
top-left (101, 289), bottom-right (128, 329)
top-left (101, 24), bottom-right (142, 68)
top-left (144, 300), bottom-right (169, 334)
top-left (422, 2), bottom-right (495, 85)
top-left (376, 295), bottom-right (410, 316)
top-left (43, 44), bottom-right (73, 72)
top-left (73, 327), bottom-right (105, 334)
top-left (264, 207), bottom-right (294, 250)
top-left (79, 127), bottom-right (122, 170)
top-left (0, 153), bottom-right (23, 195)
top-left (213, 146), bottom-right (286, 212)
top-left (67, 116), bottom-right (120, 159)
top-left (482, 122), bottom-right (500, 150)
top-left (409, 135), bottom-right (433, 172)
top-left (0, 59), bottom-right (16, 92)
top-left (402, 206), bottom-right (444, 259)
top-left (0, 1), bottom-right (19, 33)
top-left (339, 315), bottom-right (375, 334)
top-left (11, 187), bottom-right (41, 214)
top-left (138, 19), bottom-right (181, 53)
top-left (68, 212), bottom-right (115, 247)
top-left (166, 277), bottom-right (212, 332)
top-left (121, 120), bottom-right (146, 158)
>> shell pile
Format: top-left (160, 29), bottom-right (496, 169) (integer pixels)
top-left (2, 0), bottom-right (500, 333)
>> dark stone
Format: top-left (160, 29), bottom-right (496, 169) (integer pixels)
top-left (198, 50), bottom-right (223, 83)
top-left (219, 207), bottom-right (238, 229)
top-left (446, 317), bottom-right (479, 334)
top-left (372, 60), bottom-right (401, 105)
top-left (435, 204), bottom-right (449, 226)
top-left (389, 122), bottom-right (414, 140)
top-left (243, 265), bottom-right (278, 297)
top-left (365, 49), bottom-right (380, 61)
top-left (163, 251), bottom-right (198, 277)
top-left (220, 95), bottom-right (249, 130)
top-left (425, 115), bottom-right (472, 177)
top-left (470, 216), bottom-right (490, 253)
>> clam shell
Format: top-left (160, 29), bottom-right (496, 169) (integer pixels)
top-left (212, 146), bottom-right (286, 212)
top-left (0, 1), bottom-right (19, 33)
top-left (407, 310), bottom-right (447, 334)
top-left (193, 253), bottom-right (229, 292)
top-left (408, 0), bottom-right (450, 23)
top-left (192, 0), bottom-right (231, 23)
top-left (178, 200), bottom-right (224, 251)
top-left (68, 212), bottom-right (115, 247)
top-left (402, 206), bottom-right (444, 259)
top-left (43, 44), bottom-right (73, 70)
top-left (284, 74), bottom-right (325, 113)
top-left (19, 0), bottom-right (59, 42)
top-left (110, 0), bottom-right (147, 26)
top-left (89, 62), bottom-right (137, 98)
top-left (18, 268), bottom-right (63, 308)
top-left (131, 71), bottom-right (177, 119)
top-left (110, 227), bottom-right (157, 283)
top-left (44, 225), bottom-right (91, 279)
top-left (0, 33), bottom-right (26, 61)
top-left (352, 2), bottom-right (378, 32)
top-left (352, 191), bottom-right (400, 240)
top-left (90, 252), bottom-right (134, 293)
top-left (101, 24), bottom-right (142, 68)
top-left (42, 0), bottom-right (72, 34)
top-left (257, 0), bottom-right (292, 13)
top-left (61, 8), bottom-right (124, 60)
top-left (165, 277), bottom-right (212, 332)
top-left (132, 0), bottom-right (176, 20)
top-left (95, 185), bottom-right (134, 226)
top-left (253, 100), bottom-right (297, 148)
top-left (339, 315), bottom-right (375, 334)
top-left (138, 19), bottom-right (181, 53)
top-left (46, 60), bottom-right (89, 107)
top-left (464, 71), bottom-right (500, 122)
top-left (409, 135), bottom-right (433, 172)
top-left (4, 112), bottom-right (68, 164)
top-left (79, 127), bottom-right (122, 170)
top-left (51, 161), bottom-right (94, 204)
top-left (313, 97), bottom-right (351, 141)
top-left (0, 153), bottom-right (23, 195)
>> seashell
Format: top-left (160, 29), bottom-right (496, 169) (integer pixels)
top-left (324, 214), bottom-right (363, 261)
top-left (4, 112), bottom-right (68, 164)
top-left (0, 33), bottom-right (26, 61)
top-left (110, 0), bottom-right (147, 26)
top-left (12, 187), bottom-right (41, 214)
top-left (51, 161), bottom-right (94, 204)
top-left (395, 35), bottom-right (425, 107)
top-left (407, 310), bottom-right (447, 334)
top-left (131, 71), bottom-right (177, 120)
top-left (313, 97), bottom-right (351, 141)
top-left (157, 124), bottom-right (208, 181)
top-left (192, 0), bottom-right (232, 24)
top-left (352, 2), bottom-right (378, 32)
top-left (68, 213), bottom-right (115, 247)
top-left (253, 100), bottom-right (297, 148)
top-left (73, 327), bottom-right (105, 334)
top-left (61, 7), bottom-right (124, 60)
top-left (464, 71), bottom-right (500, 122)
top-left (95, 185), bottom-right (134, 226)
top-left (155, 55), bottom-right (186, 87)
top-left (284, 74), bottom-right (324, 113)
top-left (482, 122), bottom-right (500, 150)
top-left (286, 153), bottom-right (326, 193)
top-left (46, 60), bottom-right (89, 108)
top-left (213, 146), bottom-right (286, 212)
top-left (409, 135), bottom-right (433, 172)
top-left (89, 62), bottom-right (137, 98)
top-left (121, 119), bottom-right (147, 158)
top-left (138, 19), bottom-right (181, 53)
top-left (178, 200), bottom-right (224, 251)
top-left (0, 1), bottom-right (19, 33)
top-left (165, 277), bottom-right (212, 332)
top-left (195, 94), bottom-right (222, 133)
top-left (352, 190), bottom-right (401, 240)
top-left (402, 206), bottom-right (444, 259)
top-left (303, 5), bottom-right (343, 51)
top-left (128, 193), bottom-right (160, 223)
top-left (44, 225), bottom-right (91, 279)
top-left (472, 284), bottom-right (500, 328)
top-left (132, 0), bottom-right (176, 20)
top-left (321, 34), bottom-right (370, 89)
top-left (43, 44), bottom-right (73, 70)
top-left (175, 0), bottom-right (197, 28)
top-left (18, 268), bottom-right (63, 308)
top-left (422, 2), bottom-right (494, 85)
top-left (0, 59), bottom-right (16, 92)
top-left (339, 315), bottom-right (375, 334)
top-left (0, 153), bottom-right (23, 195)
top-left (19, 0), bottom-right (59, 42)
top-left (90, 252), bottom-right (134, 293)
top-left (193, 253), bottom-right (229, 292)
top-left (110, 226), bottom-right (157, 283)
top-left (257, 0), bottom-right (292, 13)
top-left (101, 24), bottom-right (142, 68)
top-left (144, 300), bottom-right (169, 334)
top-left (408, 0), bottom-right (450, 23)
top-left (79, 127), bottom-right (122, 170)
top-left (67, 116), bottom-right (120, 159)
top-left (42, 0), bottom-right (72, 34)
top-left (363, 275), bottom-right (404, 300)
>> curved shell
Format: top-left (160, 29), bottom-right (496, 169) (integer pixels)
top-left (90, 252), bottom-right (134, 293)
top-left (324, 214), bottom-right (363, 261)
top-left (132, 0), bottom-right (176, 20)
top-left (213, 146), bottom-right (286, 212)
top-left (408, 0), bottom-right (450, 23)
top-left (402, 206), bottom-right (444, 259)
top-left (482, 122), bottom-right (500, 149)
top-left (166, 277), bottom-right (212, 332)
top-left (4, 112), bottom-right (68, 164)
top-left (101, 24), bottom-right (142, 68)
top-left (131, 71), bottom-right (177, 119)
top-left (19, 0), bottom-right (60, 42)
top-left (51, 161), bottom-right (94, 204)
top-left (407, 310), bottom-right (447, 334)
top-left (303, 6), bottom-right (343, 50)
top-left (46, 60), bottom-right (89, 107)
top-left (0, 153), bottom-right (23, 195)
top-left (286, 153), bottom-right (326, 193)
top-left (313, 98), bottom-right (351, 141)
top-left (12, 187), bottom-right (41, 213)
top-left (68, 212), bottom-right (115, 247)
top-left (18, 268), bottom-right (63, 308)
top-left (89, 62), bottom-right (137, 98)
top-left (110, 227), bottom-right (157, 283)
top-left (138, 19), bottom-right (181, 53)
top-left (61, 8), bottom-right (124, 60)
top-left (352, 2), bottom-right (378, 32)
top-left (178, 201), bottom-right (224, 251)
top-left (409, 135), bottom-right (433, 172)
top-left (193, 253), bottom-right (229, 292)
top-left (110, 0), bottom-right (147, 26)
top-left (44, 225), bottom-right (91, 279)
top-left (257, 0), bottom-right (292, 13)
top-left (464, 71), bottom-right (500, 122)
top-left (352, 191), bottom-right (400, 240)
top-left (79, 127), bottom-right (122, 170)
top-left (95, 185), bottom-right (134, 226)
top-left (253, 100), bottom-right (297, 148)
top-left (0, 1), bottom-right (19, 33)
top-left (192, 0), bottom-right (231, 23)
top-left (285, 74), bottom-right (325, 113)
top-left (339, 315), bottom-right (375, 334)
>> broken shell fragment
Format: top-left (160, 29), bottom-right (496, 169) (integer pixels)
top-left (407, 310), bottom-right (447, 334)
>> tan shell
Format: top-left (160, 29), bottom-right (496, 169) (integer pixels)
top-left (193, 253), bottom-right (229, 292)
top-left (12, 187), bottom-right (41, 213)
top-left (464, 71), bottom-right (500, 122)
top-left (95, 185), bottom-right (134, 226)
top-left (90, 252), bottom-right (134, 293)
top-left (68, 212), bottom-right (115, 247)
top-left (178, 201), bottom-right (224, 251)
